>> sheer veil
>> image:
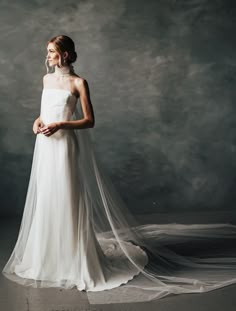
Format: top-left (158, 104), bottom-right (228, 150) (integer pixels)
top-left (2, 61), bottom-right (236, 304)
top-left (73, 105), bottom-right (236, 303)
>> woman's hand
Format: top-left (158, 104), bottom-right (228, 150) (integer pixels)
top-left (33, 118), bottom-right (44, 135)
top-left (40, 122), bottom-right (61, 137)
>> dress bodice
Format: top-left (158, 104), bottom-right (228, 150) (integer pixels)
top-left (40, 88), bottom-right (78, 125)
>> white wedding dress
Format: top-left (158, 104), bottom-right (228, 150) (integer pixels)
top-left (2, 68), bottom-right (236, 304)
top-left (2, 87), bottom-right (148, 292)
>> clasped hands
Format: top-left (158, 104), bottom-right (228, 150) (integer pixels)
top-left (33, 119), bottom-right (61, 137)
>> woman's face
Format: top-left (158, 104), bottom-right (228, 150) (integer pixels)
top-left (46, 42), bottom-right (60, 67)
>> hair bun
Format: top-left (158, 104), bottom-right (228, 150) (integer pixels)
top-left (69, 51), bottom-right (77, 63)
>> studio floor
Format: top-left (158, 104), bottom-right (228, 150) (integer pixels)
top-left (1, 211), bottom-right (236, 311)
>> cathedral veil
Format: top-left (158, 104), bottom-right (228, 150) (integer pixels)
top-left (72, 106), bottom-right (236, 303)
top-left (2, 65), bottom-right (236, 304)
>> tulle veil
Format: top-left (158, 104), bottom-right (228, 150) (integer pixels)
top-left (2, 62), bottom-right (236, 304)
top-left (73, 106), bottom-right (236, 303)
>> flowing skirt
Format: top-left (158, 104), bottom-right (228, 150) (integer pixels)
top-left (2, 129), bottom-right (148, 292)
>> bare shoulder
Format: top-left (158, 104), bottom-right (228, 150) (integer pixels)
top-left (74, 76), bottom-right (88, 89)
top-left (43, 73), bottom-right (51, 85)
top-left (73, 76), bottom-right (90, 96)
top-left (43, 73), bottom-right (51, 80)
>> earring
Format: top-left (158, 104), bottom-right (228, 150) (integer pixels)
top-left (62, 57), bottom-right (67, 66)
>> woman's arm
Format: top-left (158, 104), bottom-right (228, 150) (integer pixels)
top-left (59, 78), bottom-right (95, 130)
top-left (33, 75), bottom-right (48, 134)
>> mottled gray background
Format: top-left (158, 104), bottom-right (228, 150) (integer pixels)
top-left (0, 0), bottom-right (236, 216)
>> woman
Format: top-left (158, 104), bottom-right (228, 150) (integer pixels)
top-left (2, 35), bottom-right (236, 304)
top-left (33, 38), bottom-right (95, 136)
top-left (2, 35), bottom-right (149, 293)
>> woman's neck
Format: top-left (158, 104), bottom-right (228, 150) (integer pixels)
top-left (54, 64), bottom-right (74, 76)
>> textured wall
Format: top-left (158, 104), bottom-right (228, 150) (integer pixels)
top-left (0, 0), bottom-right (236, 216)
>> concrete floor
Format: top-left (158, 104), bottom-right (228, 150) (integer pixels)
top-left (1, 212), bottom-right (236, 311)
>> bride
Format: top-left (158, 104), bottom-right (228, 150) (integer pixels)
top-left (2, 35), bottom-right (236, 304)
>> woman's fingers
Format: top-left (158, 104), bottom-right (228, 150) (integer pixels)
top-left (41, 127), bottom-right (56, 136)
top-left (33, 126), bottom-right (40, 134)
top-left (39, 124), bottom-right (59, 137)
top-left (32, 121), bottom-right (46, 135)
top-left (40, 126), bottom-right (49, 134)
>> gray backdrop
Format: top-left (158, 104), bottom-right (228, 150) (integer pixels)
top-left (0, 0), bottom-right (235, 216)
